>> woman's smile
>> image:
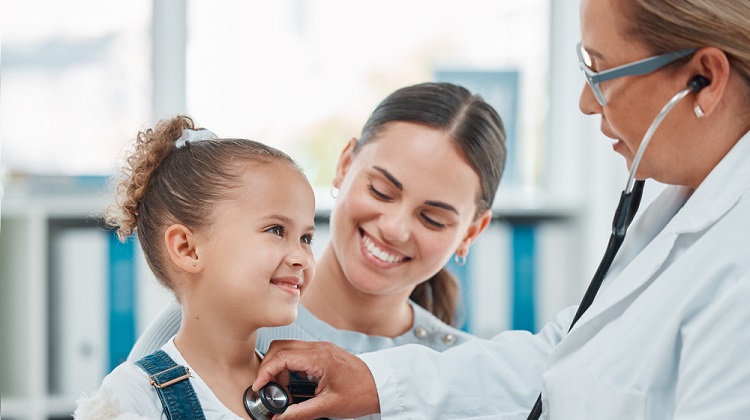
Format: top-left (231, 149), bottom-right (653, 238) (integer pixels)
top-left (359, 229), bottom-right (409, 267)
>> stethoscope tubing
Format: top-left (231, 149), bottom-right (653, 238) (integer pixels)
top-left (625, 87), bottom-right (693, 194)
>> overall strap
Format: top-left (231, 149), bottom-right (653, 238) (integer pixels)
top-left (135, 350), bottom-right (206, 420)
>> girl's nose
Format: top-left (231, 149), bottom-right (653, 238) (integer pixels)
top-left (287, 244), bottom-right (312, 269)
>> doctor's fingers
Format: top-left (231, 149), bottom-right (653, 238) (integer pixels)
top-left (274, 360), bottom-right (381, 420)
top-left (255, 341), bottom-right (380, 418)
top-left (254, 340), bottom-right (327, 391)
top-left (276, 383), bottom-right (380, 420)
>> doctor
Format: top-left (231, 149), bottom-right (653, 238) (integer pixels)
top-left (253, 0), bottom-right (750, 418)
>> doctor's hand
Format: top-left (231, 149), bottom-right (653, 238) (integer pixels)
top-left (253, 340), bottom-right (380, 420)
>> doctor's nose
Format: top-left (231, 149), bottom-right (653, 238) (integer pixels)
top-left (379, 207), bottom-right (411, 243)
top-left (579, 83), bottom-right (602, 115)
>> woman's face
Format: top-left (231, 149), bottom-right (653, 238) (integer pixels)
top-left (329, 121), bottom-right (490, 299)
top-left (191, 161), bottom-right (316, 332)
top-left (579, 0), bottom-right (696, 185)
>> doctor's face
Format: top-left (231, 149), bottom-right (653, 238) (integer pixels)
top-left (579, 0), bottom-right (695, 185)
top-left (328, 122), bottom-right (485, 299)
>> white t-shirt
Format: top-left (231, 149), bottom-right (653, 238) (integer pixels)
top-left (75, 337), bottom-right (258, 419)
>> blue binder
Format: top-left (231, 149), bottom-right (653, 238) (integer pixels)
top-left (108, 233), bottom-right (137, 370)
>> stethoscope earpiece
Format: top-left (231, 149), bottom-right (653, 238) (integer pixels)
top-left (689, 75), bottom-right (710, 93)
top-left (244, 382), bottom-right (291, 420)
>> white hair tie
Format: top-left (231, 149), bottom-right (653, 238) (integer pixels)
top-left (175, 128), bottom-right (218, 148)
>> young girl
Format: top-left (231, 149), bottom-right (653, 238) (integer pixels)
top-left (74, 116), bottom-right (316, 419)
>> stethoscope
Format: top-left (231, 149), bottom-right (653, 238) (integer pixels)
top-left (244, 377), bottom-right (321, 420)
top-left (526, 75), bottom-right (710, 419)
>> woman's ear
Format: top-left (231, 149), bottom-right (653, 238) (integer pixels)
top-left (333, 137), bottom-right (359, 189)
top-left (690, 47), bottom-right (731, 116)
top-left (164, 224), bottom-right (201, 273)
top-left (456, 209), bottom-right (493, 256)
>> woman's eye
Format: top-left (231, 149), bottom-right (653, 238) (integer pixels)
top-left (368, 184), bottom-right (392, 201)
top-left (421, 214), bottom-right (446, 230)
top-left (266, 225), bottom-right (284, 236)
top-left (301, 234), bottom-right (314, 245)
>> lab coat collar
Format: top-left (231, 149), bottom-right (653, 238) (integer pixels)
top-left (673, 129), bottom-right (750, 233)
top-left (571, 129), bottom-right (750, 331)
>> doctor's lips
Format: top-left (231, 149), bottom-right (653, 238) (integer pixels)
top-left (361, 230), bottom-right (409, 263)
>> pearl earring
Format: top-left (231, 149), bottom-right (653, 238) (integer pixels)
top-left (693, 104), bottom-right (705, 118)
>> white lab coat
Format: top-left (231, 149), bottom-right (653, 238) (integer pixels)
top-left (359, 130), bottom-right (750, 420)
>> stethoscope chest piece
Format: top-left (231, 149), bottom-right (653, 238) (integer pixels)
top-left (244, 382), bottom-right (290, 420)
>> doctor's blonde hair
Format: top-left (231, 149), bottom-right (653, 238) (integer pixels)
top-left (625, 0), bottom-right (750, 90)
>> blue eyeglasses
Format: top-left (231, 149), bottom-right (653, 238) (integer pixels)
top-left (577, 41), bottom-right (696, 106)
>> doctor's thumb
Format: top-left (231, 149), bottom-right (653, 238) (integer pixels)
top-left (273, 398), bottom-right (328, 420)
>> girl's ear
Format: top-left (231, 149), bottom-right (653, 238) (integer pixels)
top-left (333, 138), bottom-right (359, 189)
top-left (455, 209), bottom-right (492, 257)
top-left (164, 224), bottom-right (202, 273)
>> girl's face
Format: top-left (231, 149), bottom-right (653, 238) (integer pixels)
top-left (579, 0), bottom-right (697, 186)
top-left (192, 161), bottom-right (316, 332)
top-left (329, 121), bottom-right (490, 300)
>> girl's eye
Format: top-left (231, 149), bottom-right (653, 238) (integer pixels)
top-left (421, 214), bottom-right (446, 230)
top-left (266, 225), bottom-right (284, 236)
top-left (301, 234), bottom-right (314, 245)
top-left (369, 184), bottom-right (392, 201)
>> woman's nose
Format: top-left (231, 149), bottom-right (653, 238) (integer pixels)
top-left (579, 82), bottom-right (602, 115)
top-left (379, 207), bottom-right (411, 243)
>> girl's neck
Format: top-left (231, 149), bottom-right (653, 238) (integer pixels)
top-left (302, 246), bottom-right (414, 337)
top-left (173, 313), bottom-right (261, 419)
top-left (174, 327), bottom-right (260, 373)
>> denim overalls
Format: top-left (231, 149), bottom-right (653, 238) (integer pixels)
top-left (136, 350), bottom-right (206, 420)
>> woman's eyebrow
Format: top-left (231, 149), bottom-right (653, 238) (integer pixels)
top-left (424, 200), bottom-right (459, 215)
top-left (373, 166), bottom-right (403, 191)
top-left (373, 166), bottom-right (459, 215)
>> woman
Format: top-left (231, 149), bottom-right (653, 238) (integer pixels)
top-left (252, 0), bottom-right (750, 419)
top-left (128, 82), bottom-right (507, 359)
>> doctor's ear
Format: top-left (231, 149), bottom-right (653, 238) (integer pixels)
top-left (164, 224), bottom-right (202, 273)
top-left (689, 47), bottom-right (731, 117)
top-left (333, 137), bottom-right (358, 189)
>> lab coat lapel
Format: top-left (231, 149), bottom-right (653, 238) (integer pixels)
top-left (569, 189), bottom-right (685, 331)
top-left (570, 130), bottom-right (750, 334)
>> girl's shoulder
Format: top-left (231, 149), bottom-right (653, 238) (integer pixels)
top-left (74, 362), bottom-right (163, 419)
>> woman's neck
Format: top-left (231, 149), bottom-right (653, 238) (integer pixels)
top-left (302, 246), bottom-right (414, 337)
